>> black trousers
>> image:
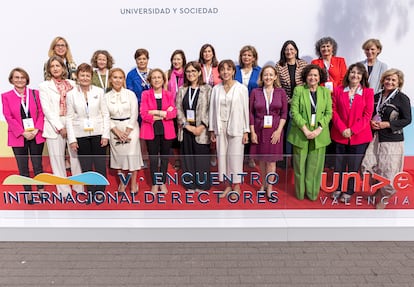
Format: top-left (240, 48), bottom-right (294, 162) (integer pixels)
top-left (12, 140), bottom-right (44, 192)
top-left (77, 135), bottom-right (107, 193)
top-left (180, 129), bottom-right (211, 191)
top-left (335, 142), bottom-right (369, 195)
top-left (146, 136), bottom-right (173, 185)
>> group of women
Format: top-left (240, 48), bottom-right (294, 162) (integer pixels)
top-left (2, 36), bottom-right (411, 208)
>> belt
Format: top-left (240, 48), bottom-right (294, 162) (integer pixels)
top-left (111, 117), bottom-right (130, 121)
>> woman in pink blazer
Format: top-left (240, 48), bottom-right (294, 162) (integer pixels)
top-left (331, 63), bottom-right (374, 202)
top-left (140, 68), bottom-right (177, 193)
top-left (1, 68), bottom-right (45, 203)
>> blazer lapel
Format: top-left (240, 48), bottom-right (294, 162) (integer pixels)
top-left (315, 86), bottom-right (325, 123)
top-left (303, 86), bottom-right (312, 124)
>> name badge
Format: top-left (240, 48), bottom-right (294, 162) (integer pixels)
top-left (263, 115), bottom-right (273, 128)
top-left (325, 81), bottom-right (334, 92)
top-left (372, 114), bottom-right (382, 122)
top-left (83, 119), bottom-right (94, 131)
top-left (23, 118), bottom-right (34, 131)
top-left (311, 114), bottom-right (316, 127)
top-left (186, 110), bottom-right (195, 122)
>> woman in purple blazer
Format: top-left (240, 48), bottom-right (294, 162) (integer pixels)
top-left (2, 68), bottom-right (45, 204)
top-left (249, 66), bottom-right (288, 198)
top-left (140, 68), bottom-right (177, 194)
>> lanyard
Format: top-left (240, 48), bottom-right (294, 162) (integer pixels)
top-left (324, 60), bottom-right (330, 72)
top-left (203, 66), bottom-right (212, 83)
top-left (376, 88), bottom-right (398, 114)
top-left (96, 69), bottom-right (108, 92)
top-left (263, 88), bottom-right (273, 115)
top-left (78, 85), bottom-right (91, 116)
top-left (14, 88), bottom-right (30, 117)
top-left (188, 87), bottom-right (198, 109)
top-left (309, 91), bottom-right (317, 111)
top-left (136, 68), bottom-right (149, 88)
top-left (324, 60), bottom-right (332, 81)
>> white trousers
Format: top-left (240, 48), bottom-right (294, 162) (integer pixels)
top-left (216, 122), bottom-right (245, 184)
top-left (46, 135), bottom-right (83, 197)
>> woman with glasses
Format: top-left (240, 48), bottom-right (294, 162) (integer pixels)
top-left (176, 61), bottom-right (212, 192)
top-left (2, 68), bottom-right (45, 204)
top-left (44, 36), bottom-right (77, 81)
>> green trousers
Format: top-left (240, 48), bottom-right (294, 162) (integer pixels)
top-left (292, 141), bottom-right (326, 201)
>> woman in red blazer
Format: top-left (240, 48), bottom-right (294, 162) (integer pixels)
top-left (1, 68), bottom-right (45, 203)
top-left (312, 36), bottom-right (347, 170)
top-left (331, 63), bottom-right (374, 202)
top-left (311, 37), bottom-right (347, 92)
top-left (140, 68), bottom-right (177, 193)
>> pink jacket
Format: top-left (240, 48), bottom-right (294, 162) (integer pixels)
top-left (1, 88), bottom-right (45, 147)
top-left (140, 89), bottom-right (177, 140)
top-left (331, 85), bottom-right (374, 145)
top-left (201, 65), bottom-right (222, 86)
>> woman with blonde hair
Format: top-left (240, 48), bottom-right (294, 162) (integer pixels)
top-left (44, 36), bottom-right (77, 80)
top-left (361, 69), bottom-right (411, 209)
top-left (105, 68), bottom-right (144, 194)
top-left (249, 65), bottom-right (287, 198)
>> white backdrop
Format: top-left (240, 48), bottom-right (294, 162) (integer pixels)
top-left (1, 0), bottom-right (414, 152)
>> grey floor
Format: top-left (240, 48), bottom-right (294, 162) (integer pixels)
top-left (1, 242), bottom-right (414, 286)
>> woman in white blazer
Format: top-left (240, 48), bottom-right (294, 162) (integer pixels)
top-left (39, 55), bottom-right (82, 198)
top-left (66, 63), bottom-right (110, 202)
top-left (209, 60), bottom-right (250, 199)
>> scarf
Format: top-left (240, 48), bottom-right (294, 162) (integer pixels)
top-left (53, 78), bottom-right (73, 116)
top-left (167, 69), bottom-right (184, 99)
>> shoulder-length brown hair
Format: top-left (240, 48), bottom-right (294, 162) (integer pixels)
top-left (45, 55), bottom-right (68, 80)
top-left (183, 61), bottom-right (205, 87)
top-left (342, 63), bottom-right (369, 88)
top-left (90, 50), bottom-right (114, 69)
top-left (198, 44), bottom-right (219, 67)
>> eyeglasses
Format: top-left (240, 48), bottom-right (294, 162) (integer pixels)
top-left (185, 70), bottom-right (197, 74)
top-left (55, 44), bottom-right (66, 48)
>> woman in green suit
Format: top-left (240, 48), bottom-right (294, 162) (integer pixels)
top-left (288, 64), bottom-right (332, 200)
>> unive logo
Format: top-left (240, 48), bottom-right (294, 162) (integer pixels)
top-left (2, 171), bottom-right (109, 186)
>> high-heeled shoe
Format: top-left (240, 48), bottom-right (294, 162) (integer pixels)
top-left (95, 193), bottom-right (104, 205)
top-left (160, 184), bottom-right (168, 194)
top-left (118, 183), bottom-right (126, 193)
top-left (131, 184), bottom-right (139, 194)
top-left (151, 185), bottom-right (159, 194)
top-left (219, 186), bottom-right (232, 198)
top-left (266, 185), bottom-right (273, 200)
top-left (230, 185), bottom-right (241, 200)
